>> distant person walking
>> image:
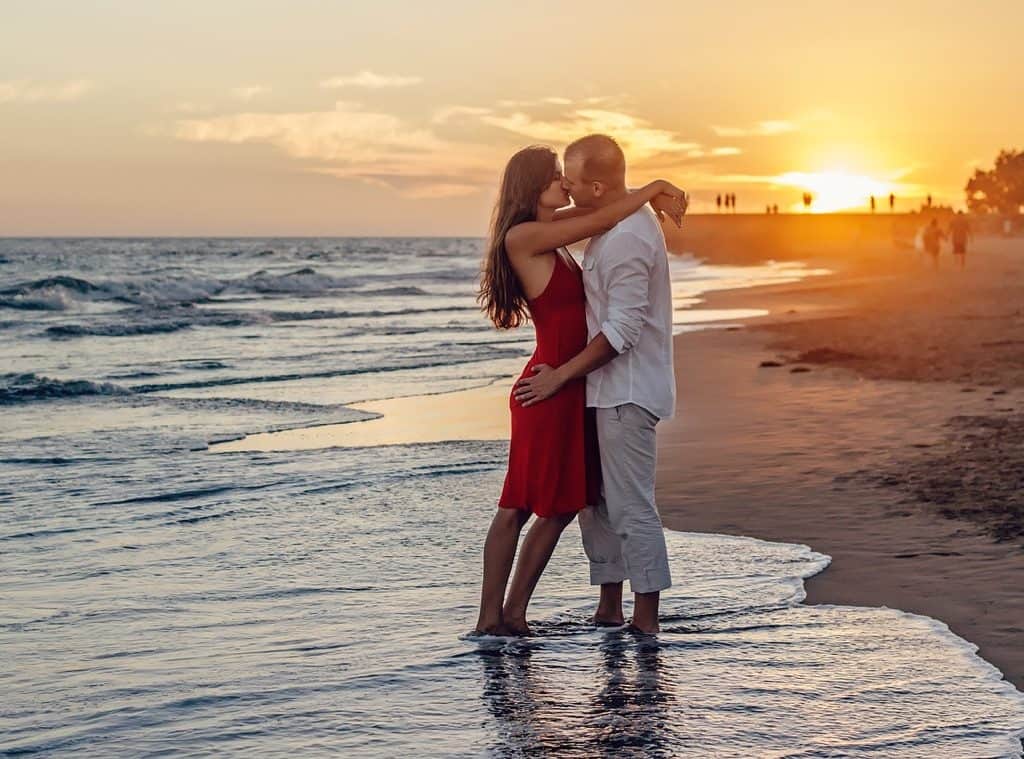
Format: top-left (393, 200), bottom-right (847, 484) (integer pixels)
top-left (716, 194), bottom-right (722, 212)
top-left (772, 204), bottom-right (779, 214)
top-left (889, 193), bottom-right (895, 212)
top-left (870, 195), bottom-right (876, 213)
top-left (922, 218), bottom-right (943, 269)
top-left (730, 193), bottom-right (737, 212)
top-left (950, 211), bottom-right (971, 270)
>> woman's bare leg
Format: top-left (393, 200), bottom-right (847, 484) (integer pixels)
top-left (502, 512), bottom-right (577, 634)
top-left (476, 508), bottom-right (531, 634)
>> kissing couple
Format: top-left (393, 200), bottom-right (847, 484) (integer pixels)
top-left (475, 134), bottom-right (684, 636)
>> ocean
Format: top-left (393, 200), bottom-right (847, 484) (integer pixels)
top-left (2, 238), bottom-right (1022, 757)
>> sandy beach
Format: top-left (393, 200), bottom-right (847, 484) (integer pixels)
top-left (660, 216), bottom-right (1024, 688)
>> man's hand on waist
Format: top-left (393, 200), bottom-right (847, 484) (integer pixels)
top-left (513, 364), bottom-right (568, 407)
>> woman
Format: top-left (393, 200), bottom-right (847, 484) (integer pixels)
top-left (474, 145), bottom-right (685, 635)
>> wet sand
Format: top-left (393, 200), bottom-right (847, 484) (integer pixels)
top-left (660, 227), bottom-right (1024, 689)
top-left (212, 381), bottom-right (509, 451)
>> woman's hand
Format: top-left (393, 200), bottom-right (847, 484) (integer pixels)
top-left (650, 181), bottom-right (689, 228)
top-left (651, 192), bottom-right (688, 228)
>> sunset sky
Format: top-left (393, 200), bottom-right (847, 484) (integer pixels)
top-left (3, 1), bottom-right (1021, 235)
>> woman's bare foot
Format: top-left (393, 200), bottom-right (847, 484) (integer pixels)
top-left (592, 614), bottom-right (626, 627)
top-left (625, 621), bottom-right (659, 635)
top-left (473, 624), bottom-right (505, 636)
top-left (503, 618), bottom-right (531, 636)
top-left (501, 606), bottom-right (531, 636)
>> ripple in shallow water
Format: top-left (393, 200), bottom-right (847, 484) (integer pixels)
top-left (3, 446), bottom-right (1022, 757)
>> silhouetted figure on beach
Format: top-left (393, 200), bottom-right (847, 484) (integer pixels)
top-left (802, 192), bottom-right (812, 211)
top-left (729, 193), bottom-right (736, 212)
top-left (766, 204), bottom-right (771, 214)
top-left (922, 218), bottom-right (943, 269)
top-left (926, 194), bottom-right (933, 208)
top-left (889, 193), bottom-right (895, 212)
top-left (950, 211), bottom-right (971, 270)
top-left (716, 194), bottom-right (722, 212)
top-left (772, 204), bottom-right (778, 215)
top-left (870, 195), bottom-right (876, 213)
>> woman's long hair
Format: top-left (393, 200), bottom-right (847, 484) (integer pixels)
top-left (478, 146), bottom-right (558, 329)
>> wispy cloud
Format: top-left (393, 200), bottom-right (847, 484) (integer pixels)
top-left (0, 79), bottom-right (93, 104)
top-left (431, 105), bottom-right (493, 125)
top-left (497, 96), bottom-right (596, 109)
top-left (482, 108), bottom-right (699, 161)
top-left (171, 97), bottom-right (727, 198)
top-left (174, 101), bottom-right (494, 198)
top-left (232, 85), bottom-right (269, 100)
top-left (683, 146), bottom-right (743, 159)
top-left (319, 71), bottom-right (422, 89)
top-left (712, 120), bottom-right (797, 138)
top-left (175, 101), bottom-right (441, 162)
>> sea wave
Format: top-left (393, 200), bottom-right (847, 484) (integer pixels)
top-left (1, 266), bottom-right (452, 314)
top-left (0, 372), bottom-right (129, 405)
top-left (0, 276), bottom-right (107, 311)
top-left (356, 286), bottom-right (429, 297)
top-left (42, 302), bottom-right (478, 338)
top-left (129, 347), bottom-right (523, 394)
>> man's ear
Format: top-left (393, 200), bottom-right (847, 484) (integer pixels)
top-left (592, 181), bottom-right (604, 198)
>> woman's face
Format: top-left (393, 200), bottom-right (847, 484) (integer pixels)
top-left (537, 161), bottom-right (570, 210)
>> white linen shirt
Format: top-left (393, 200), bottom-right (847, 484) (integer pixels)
top-left (581, 206), bottom-right (676, 420)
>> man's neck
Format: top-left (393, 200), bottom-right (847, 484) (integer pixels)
top-left (595, 186), bottom-right (629, 208)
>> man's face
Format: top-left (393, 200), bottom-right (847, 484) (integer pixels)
top-left (562, 155), bottom-right (599, 208)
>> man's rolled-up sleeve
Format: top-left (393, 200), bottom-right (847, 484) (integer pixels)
top-left (600, 231), bottom-right (653, 354)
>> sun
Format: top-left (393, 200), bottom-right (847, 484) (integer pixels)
top-left (774, 171), bottom-right (895, 213)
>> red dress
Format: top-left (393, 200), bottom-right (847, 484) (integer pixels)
top-left (499, 252), bottom-right (601, 517)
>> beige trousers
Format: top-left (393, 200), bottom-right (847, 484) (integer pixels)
top-left (579, 403), bottom-right (672, 594)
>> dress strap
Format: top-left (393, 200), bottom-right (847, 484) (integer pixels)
top-left (556, 246), bottom-right (576, 269)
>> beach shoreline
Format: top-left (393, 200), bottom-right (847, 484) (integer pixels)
top-left (659, 231), bottom-right (1024, 689)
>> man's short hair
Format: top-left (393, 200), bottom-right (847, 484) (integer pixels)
top-left (564, 134), bottom-right (626, 186)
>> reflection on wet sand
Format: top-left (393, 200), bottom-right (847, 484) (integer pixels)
top-left (588, 634), bottom-right (673, 757)
top-left (477, 634), bottom-right (672, 757)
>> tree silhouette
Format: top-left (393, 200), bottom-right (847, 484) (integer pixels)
top-left (966, 149), bottom-right (1024, 214)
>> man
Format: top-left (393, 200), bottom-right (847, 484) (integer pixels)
top-left (922, 218), bottom-right (943, 270)
top-left (513, 134), bottom-right (678, 633)
top-left (950, 211), bottom-right (971, 270)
